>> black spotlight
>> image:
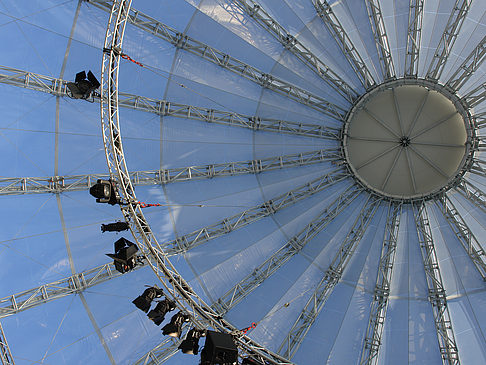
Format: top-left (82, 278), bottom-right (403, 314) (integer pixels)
top-left (89, 179), bottom-right (120, 205)
top-left (101, 221), bottom-right (129, 233)
top-left (67, 70), bottom-right (100, 99)
top-left (132, 286), bottom-right (164, 313)
top-left (147, 298), bottom-right (176, 325)
top-left (200, 330), bottom-right (238, 365)
top-left (179, 328), bottom-right (205, 355)
top-left (241, 357), bottom-right (264, 365)
top-left (106, 237), bottom-right (139, 273)
top-left (161, 312), bottom-right (190, 338)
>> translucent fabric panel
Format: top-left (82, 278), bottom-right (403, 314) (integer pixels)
top-left (1, 295), bottom-right (111, 365)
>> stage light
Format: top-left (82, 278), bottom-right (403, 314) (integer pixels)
top-left (200, 330), bottom-right (238, 365)
top-left (161, 312), bottom-right (190, 338)
top-left (241, 357), bottom-right (263, 365)
top-left (67, 70), bottom-right (100, 99)
top-left (132, 286), bottom-right (164, 313)
top-left (101, 221), bottom-right (129, 233)
top-left (179, 328), bottom-right (205, 355)
top-left (147, 298), bottom-right (176, 325)
top-left (89, 179), bottom-right (120, 205)
top-left (106, 237), bottom-right (140, 273)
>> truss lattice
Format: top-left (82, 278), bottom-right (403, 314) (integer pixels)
top-left (405, 0), bottom-right (424, 77)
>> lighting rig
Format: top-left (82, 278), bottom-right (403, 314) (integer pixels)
top-left (162, 311), bottom-right (191, 338)
top-left (67, 70), bottom-right (100, 100)
top-left (101, 221), bottom-right (129, 233)
top-left (105, 237), bottom-right (143, 273)
top-left (89, 179), bottom-right (121, 205)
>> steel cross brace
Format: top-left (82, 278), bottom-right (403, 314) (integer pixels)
top-left (426, 0), bottom-right (472, 81)
top-left (211, 185), bottom-right (363, 315)
top-left (454, 179), bottom-right (486, 214)
top-left (404, 0), bottom-right (424, 77)
top-left (278, 195), bottom-right (383, 359)
top-left (365, 0), bottom-right (396, 80)
top-left (0, 322), bottom-right (14, 365)
top-left (312, 0), bottom-right (375, 89)
top-left (163, 168), bottom-right (350, 256)
top-left (0, 65), bottom-right (341, 141)
top-left (413, 202), bottom-right (460, 365)
top-left (229, 0), bottom-right (358, 102)
top-left (90, 0), bottom-right (347, 121)
top-left (360, 202), bottom-right (402, 365)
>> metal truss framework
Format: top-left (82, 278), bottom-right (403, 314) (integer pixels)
top-left (454, 179), bottom-right (486, 214)
top-left (0, 65), bottom-right (340, 141)
top-left (447, 35), bottom-right (486, 91)
top-left (0, 263), bottom-right (145, 319)
top-left (405, 0), bottom-right (424, 77)
top-left (99, 2), bottom-right (291, 363)
top-left (134, 335), bottom-right (183, 365)
top-left (278, 195), bottom-right (383, 359)
top-left (435, 195), bottom-right (486, 280)
top-left (313, 0), bottom-right (375, 89)
top-left (360, 202), bottom-right (401, 365)
top-left (90, 0), bottom-right (347, 121)
top-left (473, 111), bottom-right (486, 130)
top-left (211, 185), bottom-right (363, 315)
top-left (364, 0), bottom-right (396, 80)
top-left (0, 322), bottom-right (14, 365)
top-left (464, 81), bottom-right (486, 108)
top-left (413, 202), bottom-right (460, 365)
top-left (469, 157), bottom-right (486, 177)
top-left (0, 148), bottom-right (341, 196)
top-left (163, 168), bottom-right (349, 256)
top-left (230, 0), bottom-right (357, 103)
top-left (426, 0), bottom-right (471, 81)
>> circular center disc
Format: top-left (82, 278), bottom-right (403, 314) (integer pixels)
top-left (343, 80), bottom-right (471, 200)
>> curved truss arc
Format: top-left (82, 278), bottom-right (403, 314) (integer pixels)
top-left (99, 1), bottom-right (292, 363)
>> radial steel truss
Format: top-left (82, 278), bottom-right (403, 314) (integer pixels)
top-left (446, 35), bottom-right (486, 91)
top-left (473, 111), bottom-right (486, 129)
top-left (99, 2), bottom-right (292, 363)
top-left (435, 195), bottom-right (486, 280)
top-left (365, 0), bottom-right (396, 80)
top-left (470, 158), bottom-right (486, 177)
top-left (0, 262), bottom-right (145, 319)
top-left (312, 0), bottom-right (375, 89)
top-left (0, 322), bottom-right (14, 365)
top-left (90, 0), bottom-right (347, 121)
top-left (163, 168), bottom-right (349, 256)
top-left (278, 195), bottom-right (383, 359)
top-left (426, 0), bottom-right (472, 81)
top-left (0, 65), bottom-right (340, 140)
top-left (463, 81), bottom-right (486, 108)
top-left (360, 202), bottom-right (402, 365)
top-left (412, 202), bottom-right (460, 365)
top-left (230, 0), bottom-right (357, 102)
top-left (0, 148), bottom-right (340, 195)
top-left (454, 179), bottom-right (486, 214)
top-left (134, 334), bottom-right (184, 365)
top-left (211, 185), bottom-right (363, 315)
top-left (404, 0), bottom-right (424, 77)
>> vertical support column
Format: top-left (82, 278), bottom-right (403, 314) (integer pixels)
top-left (404, 0), bottom-right (424, 77)
top-left (413, 201), bottom-right (460, 365)
top-left (360, 202), bottom-right (402, 365)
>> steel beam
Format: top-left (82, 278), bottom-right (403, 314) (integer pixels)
top-left (0, 322), bottom-right (14, 365)
top-left (211, 185), bottom-right (363, 315)
top-left (435, 195), bottom-right (486, 280)
top-left (278, 195), bottom-right (382, 359)
top-left (163, 168), bottom-right (350, 256)
top-left (0, 66), bottom-right (340, 141)
top-left (469, 158), bottom-right (486, 177)
top-left (0, 262), bottom-right (145, 319)
top-left (413, 202), bottom-right (460, 365)
top-left (360, 202), bottom-right (401, 365)
top-left (473, 111), bottom-right (486, 130)
top-left (134, 333), bottom-right (184, 365)
top-left (312, 0), bottom-right (375, 89)
top-left (230, 0), bottom-right (357, 102)
top-left (426, 0), bottom-right (472, 81)
top-left (365, 0), bottom-right (395, 80)
top-left (463, 81), bottom-right (486, 108)
top-left (446, 35), bottom-right (486, 91)
top-left (404, 0), bottom-right (424, 77)
top-left (0, 148), bottom-right (341, 196)
top-left (454, 179), bottom-right (486, 214)
top-left (89, 0), bottom-right (347, 121)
